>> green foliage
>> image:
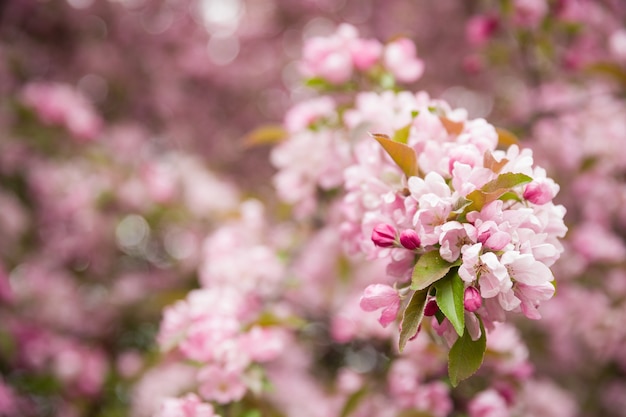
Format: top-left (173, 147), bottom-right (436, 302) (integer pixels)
top-left (339, 387), bottom-right (368, 417)
top-left (465, 172), bottom-right (532, 212)
top-left (448, 318), bottom-right (486, 387)
top-left (399, 289), bottom-right (429, 352)
top-left (305, 77), bottom-right (334, 90)
top-left (392, 123), bottom-right (412, 144)
top-left (411, 251), bottom-right (457, 290)
top-left (434, 272), bottom-right (465, 337)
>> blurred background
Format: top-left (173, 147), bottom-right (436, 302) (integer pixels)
top-left (1, 0), bottom-right (626, 416)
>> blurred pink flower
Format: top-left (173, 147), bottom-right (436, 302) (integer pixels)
top-left (20, 82), bottom-right (102, 141)
top-left (197, 365), bottom-right (247, 404)
top-left (156, 393), bottom-right (218, 417)
top-left (300, 24), bottom-right (357, 84)
top-left (513, 0), bottom-right (548, 28)
top-left (468, 389), bottom-right (511, 417)
top-left (383, 38), bottom-right (425, 83)
top-left (465, 15), bottom-right (499, 46)
top-left (359, 284), bottom-right (401, 327)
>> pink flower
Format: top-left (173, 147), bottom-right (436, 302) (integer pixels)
top-left (523, 180), bottom-right (556, 205)
top-left (399, 229), bottom-right (421, 250)
top-left (464, 287), bottom-right (482, 313)
top-left (513, 0), bottom-right (548, 28)
top-left (359, 284), bottom-right (401, 328)
top-left (413, 381), bottom-right (453, 417)
top-left (284, 97), bottom-right (336, 133)
top-left (500, 251), bottom-right (553, 287)
top-left (349, 38), bottom-right (383, 70)
top-left (156, 393), bottom-right (218, 417)
top-left (197, 365), bottom-right (247, 404)
top-left (439, 221), bottom-right (478, 262)
top-left (0, 378), bottom-right (20, 416)
top-left (465, 15), bottom-right (499, 47)
top-left (476, 221), bottom-right (511, 251)
top-left (383, 38), bottom-right (424, 83)
top-left (20, 82), bottom-right (102, 141)
top-left (609, 29), bottom-right (626, 62)
top-left (300, 24), bottom-right (358, 84)
top-left (513, 282), bottom-right (554, 319)
top-left (371, 223), bottom-right (398, 248)
top-left (468, 389), bottom-right (511, 417)
top-left (240, 326), bottom-right (286, 363)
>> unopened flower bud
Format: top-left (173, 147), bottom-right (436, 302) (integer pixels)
top-left (424, 299), bottom-right (439, 316)
top-left (523, 181), bottom-right (554, 205)
top-left (371, 223), bottom-right (397, 248)
top-left (399, 229), bottom-right (421, 250)
top-left (464, 286), bottom-right (482, 312)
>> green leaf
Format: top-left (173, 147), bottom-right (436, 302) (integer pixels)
top-left (399, 289), bottom-right (429, 352)
top-left (339, 387), bottom-right (368, 417)
top-left (482, 172), bottom-right (532, 192)
top-left (448, 197), bottom-right (472, 220)
top-left (392, 123), bottom-right (412, 144)
top-left (241, 410), bottom-right (262, 417)
top-left (411, 251), bottom-right (456, 290)
top-left (448, 318), bottom-right (486, 387)
top-left (585, 62), bottom-right (626, 88)
top-left (380, 72), bottom-right (396, 89)
top-left (371, 133), bottom-right (419, 177)
top-left (498, 191), bottom-right (522, 203)
top-left (305, 76), bottom-right (332, 89)
top-left (434, 271), bottom-right (465, 337)
top-left (466, 172), bottom-right (532, 212)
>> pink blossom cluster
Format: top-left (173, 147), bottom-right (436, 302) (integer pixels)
top-left (154, 200), bottom-right (289, 411)
top-left (20, 82), bottom-right (103, 142)
top-left (300, 23), bottom-right (424, 85)
top-left (338, 95), bottom-right (567, 332)
top-left (266, 25), bottom-right (570, 411)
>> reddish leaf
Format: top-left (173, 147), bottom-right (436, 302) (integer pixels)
top-left (371, 133), bottom-right (419, 177)
top-left (439, 117), bottom-right (464, 136)
top-left (483, 151), bottom-right (508, 174)
top-left (242, 125), bottom-right (287, 148)
top-left (495, 127), bottom-right (519, 148)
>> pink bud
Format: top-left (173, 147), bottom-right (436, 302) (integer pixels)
top-left (465, 15), bottom-right (499, 47)
top-left (523, 181), bottom-right (553, 205)
top-left (464, 287), bottom-right (482, 312)
top-left (371, 223), bottom-right (397, 248)
top-left (399, 229), bottom-right (421, 250)
top-left (359, 284), bottom-right (401, 328)
top-left (423, 299), bottom-right (439, 317)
